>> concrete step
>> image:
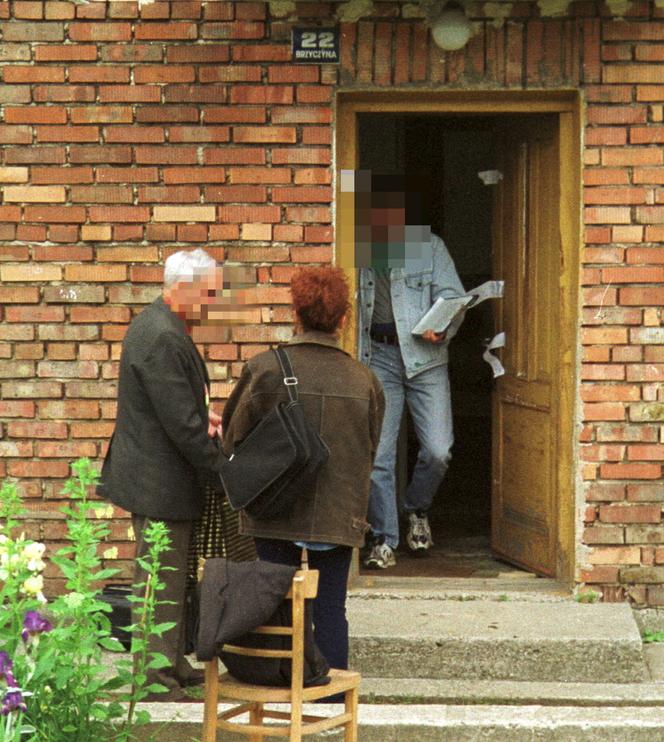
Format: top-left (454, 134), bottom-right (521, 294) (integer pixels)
top-left (360, 677), bottom-right (664, 706)
top-left (346, 596), bottom-right (648, 682)
top-left (136, 702), bottom-right (664, 741)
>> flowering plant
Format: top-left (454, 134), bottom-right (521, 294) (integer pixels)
top-left (0, 459), bottom-right (174, 741)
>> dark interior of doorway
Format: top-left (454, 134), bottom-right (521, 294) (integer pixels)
top-left (358, 113), bottom-right (528, 579)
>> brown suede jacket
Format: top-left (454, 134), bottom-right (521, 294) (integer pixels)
top-left (221, 331), bottom-right (385, 548)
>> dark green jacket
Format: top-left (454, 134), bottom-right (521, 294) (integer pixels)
top-left (98, 296), bottom-right (221, 521)
top-left (221, 331), bottom-right (385, 548)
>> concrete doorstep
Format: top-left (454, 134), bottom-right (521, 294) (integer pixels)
top-left (114, 595), bottom-right (664, 739)
top-left (135, 702), bottom-right (664, 741)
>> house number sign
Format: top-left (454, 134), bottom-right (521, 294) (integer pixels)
top-left (291, 27), bottom-right (340, 63)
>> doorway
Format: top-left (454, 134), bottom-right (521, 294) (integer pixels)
top-left (337, 92), bottom-right (580, 585)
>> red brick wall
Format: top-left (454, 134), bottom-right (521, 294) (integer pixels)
top-left (0, 0), bottom-right (662, 601)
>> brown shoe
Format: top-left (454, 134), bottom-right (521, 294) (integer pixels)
top-left (180, 669), bottom-right (205, 687)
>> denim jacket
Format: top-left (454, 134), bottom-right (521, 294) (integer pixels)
top-left (358, 233), bottom-right (465, 378)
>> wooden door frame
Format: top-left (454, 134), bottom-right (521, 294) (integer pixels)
top-left (336, 90), bottom-right (581, 585)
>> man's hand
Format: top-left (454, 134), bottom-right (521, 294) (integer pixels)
top-left (208, 409), bottom-right (222, 438)
top-left (422, 329), bottom-right (446, 344)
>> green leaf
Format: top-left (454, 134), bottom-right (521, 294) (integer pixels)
top-left (146, 654), bottom-right (171, 670)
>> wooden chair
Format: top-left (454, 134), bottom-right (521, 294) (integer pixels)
top-left (201, 566), bottom-right (360, 741)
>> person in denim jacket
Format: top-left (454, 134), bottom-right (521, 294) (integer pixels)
top-left (357, 180), bottom-right (465, 569)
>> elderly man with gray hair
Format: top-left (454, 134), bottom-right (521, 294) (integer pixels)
top-left (98, 248), bottom-right (224, 700)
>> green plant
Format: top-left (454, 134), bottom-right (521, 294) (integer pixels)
top-left (575, 589), bottom-right (600, 604)
top-left (0, 459), bottom-right (174, 742)
top-left (643, 630), bottom-right (664, 643)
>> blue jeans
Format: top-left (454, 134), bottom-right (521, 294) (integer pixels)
top-left (253, 538), bottom-right (353, 671)
top-left (368, 341), bottom-right (453, 549)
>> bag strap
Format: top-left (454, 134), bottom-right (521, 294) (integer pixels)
top-left (273, 346), bottom-right (298, 403)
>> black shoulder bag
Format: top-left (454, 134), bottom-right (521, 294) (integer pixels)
top-left (219, 347), bottom-right (329, 520)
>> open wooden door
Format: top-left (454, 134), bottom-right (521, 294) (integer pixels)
top-left (491, 116), bottom-right (561, 577)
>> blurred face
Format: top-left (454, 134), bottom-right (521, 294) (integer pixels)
top-left (165, 268), bottom-right (223, 324)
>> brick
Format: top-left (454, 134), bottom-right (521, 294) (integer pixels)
top-left (233, 126), bottom-right (296, 143)
top-left (229, 85), bottom-right (293, 105)
top-left (628, 444), bottom-right (664, 461)
top-left (584, 526), bottom-right (625, 545)
top-left (163, 166), bottom-right (225, 184)
top-left (0, 85), bottom-right (30, 104)
top-left (0, 360), bottom-right (34, 378)
top-left (0, 43), bottom-right (30, 61)
top-left (24, 205), bottom-right (86, 223)
top-left (134, 145), bottom-right (197, 164)
top-left (153, 205), bottom-right (216, 222)
top-left (96, 166), bottom-right (159, 183)
top-left (619, 287), bottom-right (664, 305)
top-left (166, 44), bottom-right (230, 63)
top-left (5, 306), bottom-right (64, 323)
top-left (8, 461), bottom-right (70, 478)
top-left (4, 66), bottom-right (65, 84)
top-left (136, 22), bottom-right (197, 39)
top-left (63, 264), bottom-right (126, 282)
top-left (134, 66), bottom-right (195, 84)
top-left (0, 400), bottom-right (36, 418)
top-left (3, 186), bottom-right (65, 203)
top-left (35, 44), bottom-right (96, 61)
top-left (36, 441), bottom-right (97, 458)
top-left (137, 105), bottom-right (199, 124)
top-left (272, 186), bottom-right (331, 203)
top-left (631, 328), bottom-right (664, 344)
top-left (96, 246), bottom-right (159, 262)
top-left (584, 187), bottom-right (646, 205)
top-left (0, 167), bottom-right (28, 182)
top-left (164, 84), bottom-right (227, 104)
top-left (588, 546), bottom-right (641, 564)
top-left (603, 266), bottom-right (664, 283)
top-left (34, 165), bottom-right (95, 185)
top-left (0, 325), bottom-right (34, 341)
top-left (198, 64), bottom-right (260, 82)
top-left (37, 126), bottom-right (99, 143)
top-left (204, 148), bottom-right (265, 165)
top-left (603, 148), bottom-right (663, 166)
top-left (88, 206), bottom-right (149, 222)
top-left (69, 22), bottom-right (131, 41)
top-left (101, 44), bottom-right (163, 63)
top-left (285, 206), bottom-right (331, 223)
top-left (0, 286), bottom-right (39, 304)
top-left (71, 106), bottom-right (133, 124)
top-left (621, 567), bottom-right (664, 583)
top-left (81, 225), bottom-right (112, 241)
top-left (218, 205), bottom-right (280, 223)
top-left (3, 381), bottom-right (61, 400)
top-left (168, 126), bottom-right (230, 143)
top-left (38, 325), bottom-right (99, 342)
top-left (108, 285), bottom-right (160, 304)
top-left (600, 463), bottom-right (662, 480)
top-left (272, 148), bottom-right (330, 165)
top-left (5, 106), bottom-right (67, 124)
top-left (202, 21), bottom-right (264, 40)
top-left (99, 86), bottom-right (161, 103)
top-left (33, 85), bottom-right (96, 103)
top-left (241, 223), bottom-right (271, 241)
top-left (37, 361), bottom-right (99, 379)
top-left (600, 504), bottom-right (662, 523)
top-left (138, 185), bottom-right (199, 202)
top-left (0, 22), bottom-right (64, 42)
top-left (204, 185), bottom-right (265, 202)
top-left (70, 306), bottom-right (131, 324)
top-left (1, 264), bottom-right (62, 282)
top-left (0, 126), bottom-right (32, 144)
top-left (69, 66), bottom-right (130, 84)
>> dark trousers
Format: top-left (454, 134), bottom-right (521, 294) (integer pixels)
top-left (132, 514), bottom-right (196, 691)
top-left (254, 538), bottom-right (353, 671)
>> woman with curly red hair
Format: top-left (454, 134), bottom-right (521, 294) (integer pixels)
top-left (221, 266), bottom-right (385, 673)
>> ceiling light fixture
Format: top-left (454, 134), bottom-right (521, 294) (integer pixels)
top-left (431, 2), bottom-right (472, 52)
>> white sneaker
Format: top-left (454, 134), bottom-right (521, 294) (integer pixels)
top-left (364, 539), bottom-right (396, 569)
top-left (406, 510), bottom-right (433, 552)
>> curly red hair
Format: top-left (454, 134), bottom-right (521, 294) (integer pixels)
top-left (290, 266), bottom-right (350, 334)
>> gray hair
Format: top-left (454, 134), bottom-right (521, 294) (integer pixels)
top-left (163, 249), bottom-right (217, 288)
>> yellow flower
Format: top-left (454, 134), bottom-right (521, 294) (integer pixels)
top-left (23, 574), bottom-right (44, 596)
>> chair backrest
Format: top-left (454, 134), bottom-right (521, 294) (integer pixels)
top-left (220, 568), bottom-right (320, 702)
